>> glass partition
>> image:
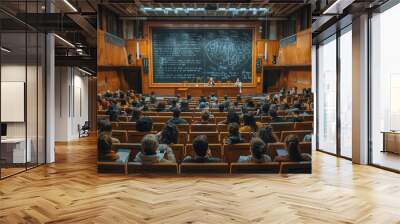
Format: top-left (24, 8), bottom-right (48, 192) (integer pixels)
top-left (0, 2), bottom-right (47, 179)
top-left (370, 3), bottom-right (400, 171)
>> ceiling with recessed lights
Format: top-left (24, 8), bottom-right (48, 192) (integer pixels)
top-left (105, 0), bottom-right (308, 18)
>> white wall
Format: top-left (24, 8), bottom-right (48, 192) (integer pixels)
top-left (54, 67), bottom-right (89, 141)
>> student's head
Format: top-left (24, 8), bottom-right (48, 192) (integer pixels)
top-left (192, 135), bottom-right (209, 157)
top-left (228, 122), bottom-right (240, 137)
top-left (285, 135), bottom-right (303, 161)
top-left (246, 99), bottom-right (255, 108)
top-left (98, 120), bottom-right (112, 133)
top-left (131, 108), bottom-right (142, 121)
top-left (97, 134), bottom-right (113, 159)
top-left (261, 103), bottom-right (270, 114)
top-left (201, 111), bottom-right (210, 122)
top-left (141, 134), bottom-right (159, 155)
top-left (136, 117), bottom-right (153, 132)
top-left (250, 137), bottom-right (266, 160)
top-left (226, 110), bottom-right (240, 124)
top-left (170, 98), bottom-right (177, 107)
top-left (270, 109), bottom-right (278, 118)
top-left (156, 101), bottom-right (166, 112)
top-left (173, 108), bottom-right (181, 118)
top-left (180, 100), bottom-right (189, 109)
top-left (224, 95), bottom-right (228, 101)
top-left (257, 126), bottom-right (276, 144)
top-left (243, 113), bottom-right (257, 130)
top-left (109, 110), bottom-right (119, 122)
top-left (236, 94), bottom-right (241, 102)
top-left (160, 123), bottom-right (179, 145)
top-left (218, 104), bottom-right (225, 112)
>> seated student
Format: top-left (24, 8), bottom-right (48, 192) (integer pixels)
top-left (134, 134), bottom-right (176, 164)
top-left (193, 111), bottom-right (212, 124)
top-left (99, 120), bottom-right (120, 143)
top-left (149, 92), bottom-right (157, 104)
top-left (287, 110), bottom-right (304, 122)
top-left (219, 110), bottom-right (240, 125)
top-left (97, 132), bottom-right (119, 161)
top-left (223, 122), bottom-right (245, 144)
top-left (183, 135), bottom-right (221, 163)
top-left (197, 101), bottom-right (209, 111)
top-left (167, 108), bottom-right (188, 125)
top-left (274, 135), bottom-right (312, 162)
top-left (270, 110), bottom-right (285, 123)
top-left (199, 95), bottom-right (207, 104)
top-left (136, 117), bottom-right (154, 132)
top-left (209, 92), bottom-right (218, 103)
top-left (180, 100), bottom-right (192, 112)
top-left (257, 103), bottom-right (270, 117)
top-left (240, 113), bottom-right (262, 133)
top-left (244, 98), bottom-right (255, 109)
top-left (130, 108), bottom-right (142, 122)
top-left (236, 94), bottom-right (242, 103)
top-left (218, 104), bottom-right (225, 112)
top-left (157, 123), bottom-right (179, 145)
top-left (238, 138), bottom-right (272, 163)
top-left (109, 110), bottom-right (120, 122)
top-left (257, 126), bottom-right (278, 144)
top-left (168, 99), bottom-right (178, 112)
top-left (187, 94), bottom-right (192, 102)
top-left (155, 101), bottom-right (166, 112)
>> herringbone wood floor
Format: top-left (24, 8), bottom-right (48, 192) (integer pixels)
top-left (1, 136), bottom-right (400, 224)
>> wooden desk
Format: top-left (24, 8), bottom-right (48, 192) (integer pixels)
top-left (382, 131), bottom-right (400, 154)
top-left (175, 88), bottom-right (188, 97)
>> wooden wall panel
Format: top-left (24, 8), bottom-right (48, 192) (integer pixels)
top-left (97, 29), bottom-right (129, 66)
top-left (97, 71), bottom-right (130, 93)
top-left (277, 28), bottom-right (311, 65)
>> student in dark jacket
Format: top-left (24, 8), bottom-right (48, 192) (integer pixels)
top-left (183, 135), bottom-right (221, 163)
top-left (218, 110), bottom-right (240, 125)
top-left (130, 108), bottom-right (142, 122)
top-left (134, 134), bottom-right (176, 164)
top-left (238, 137), bottom-right (272, 163)
top-left (167, 108), bottom-right (188, 125)
top-left (157, 123), bottom-right (179, 145)
top-left (224, 122), bottom-right (245, 144)
top-left (136, 117), bottom-right (154, 132)
top-left (274, 135), bottom-right (311, 162)
top-left (257, 126), bottom-right (278, 144)
top-left (270, 110), bottom-right (285, 123)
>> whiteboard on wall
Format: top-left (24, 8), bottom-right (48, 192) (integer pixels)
top-left (1, 82), bottom-right (25, 122)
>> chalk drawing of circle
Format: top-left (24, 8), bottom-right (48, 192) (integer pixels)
top-left (205, 38), bottom-right (250, 70)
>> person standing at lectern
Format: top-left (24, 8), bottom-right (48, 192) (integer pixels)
top-left (207, 77), bottom-right (216, 87)
top-left (234, 78), bottom-right (243, 93)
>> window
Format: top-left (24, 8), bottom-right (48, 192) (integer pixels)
top-left (339, 26), bottom-right (352, 158)
top-left (317, 35), bottom-right (337, 154)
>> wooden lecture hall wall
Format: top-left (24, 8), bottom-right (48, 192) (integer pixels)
top-left (97, 22), bottom-right (311, 95)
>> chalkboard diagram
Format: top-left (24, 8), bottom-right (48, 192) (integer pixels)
top-left (205, 37), bottom-right (251, 69)
top-left (151, 28), bottom-right (253, 83)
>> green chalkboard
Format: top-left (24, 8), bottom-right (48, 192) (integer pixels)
top-left (151, 28), bottom-right (253, 83)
